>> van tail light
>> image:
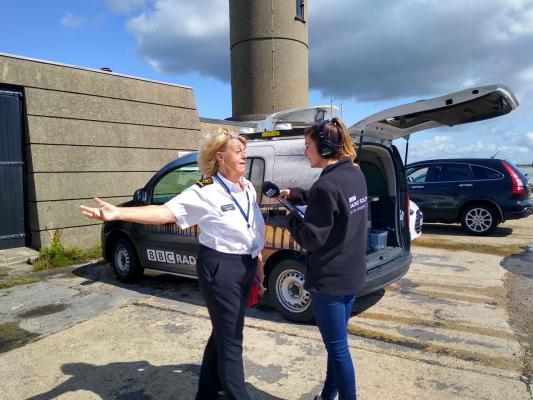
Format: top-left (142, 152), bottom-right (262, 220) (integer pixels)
top-left (406, 192), bottom-right (410, 231)
top-left (501, 161), bottom-right (524, 196)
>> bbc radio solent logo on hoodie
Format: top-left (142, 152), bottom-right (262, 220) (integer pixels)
top-left (349, 194), bottom-right (368, 214)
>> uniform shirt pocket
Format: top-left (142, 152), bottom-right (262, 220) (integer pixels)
top-left (218, 204), bottom-right (244, 225)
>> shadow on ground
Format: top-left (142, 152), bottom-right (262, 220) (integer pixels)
top-left (25, 361), bottom-right (284, 400)
top-left (72, 263), bottom-right (385, 325)
top-left (73, 261), bottom-right (206, 306)
top-left (353, 289), bottom-right (385, 316)
top-left (421, 223), bottom-right (513, 237)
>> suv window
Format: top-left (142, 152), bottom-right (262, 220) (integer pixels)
top-left (152, 163), bottom-right (202, 205)
top-left (245, 158), bottom-right (265, 200)
top-left (428, 164), bottom-right (444, 182)
top-left (428, 163), bottom-right (472, 182)
top-left (407, 165), bottom-right (429, 183)
top-left (471, 164), bottom-right (503, 180)
top-left (442, 164), bottom-right (472, 181)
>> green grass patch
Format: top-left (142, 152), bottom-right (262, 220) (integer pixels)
top-left (32, 230), bottom-right (102, 272)
top-left (0, 276), bottom-right (40, 290)
top-left (0, 272), bottom-right (8, 278)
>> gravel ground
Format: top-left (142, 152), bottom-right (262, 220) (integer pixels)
top-left (505, 257), bottom-right (533, 382)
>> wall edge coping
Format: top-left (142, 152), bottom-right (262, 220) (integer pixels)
top-left (0, 52), bottom-right (194, 91)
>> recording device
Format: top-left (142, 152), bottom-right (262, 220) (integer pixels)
top-left (316, 119), bottom-right (340, 159)
top-left (262, 181), bottom-right (304, 221)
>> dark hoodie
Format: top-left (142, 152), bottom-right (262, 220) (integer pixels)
top-left (286, 157), bottom-right (368, 296)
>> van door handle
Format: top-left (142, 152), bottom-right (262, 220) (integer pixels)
top-left (411, 185), bottom-right (424, 189)
top-left (458, 183), bottom-right (473, 187)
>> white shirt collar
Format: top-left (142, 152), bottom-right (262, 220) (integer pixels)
top-left (216, 172), bottom-right (250, 192)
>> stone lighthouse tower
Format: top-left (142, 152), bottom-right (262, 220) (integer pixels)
top-left (229, 0), bottom-right (309, 121)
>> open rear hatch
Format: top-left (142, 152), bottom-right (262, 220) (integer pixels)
top-left (349, 85), bottom-right (518, 142)
top-left (353, 85), bottom-right (518, 261)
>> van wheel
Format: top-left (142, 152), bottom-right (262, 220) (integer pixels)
top-left (461, 204), bottom-right (498, 236)
top-left (111, 238), bottom-right (143, 282)
top-left (268, 259), bottom-right (314, 323)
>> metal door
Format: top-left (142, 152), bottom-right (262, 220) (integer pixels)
top-left (0, 89), bottom-right (25, 250)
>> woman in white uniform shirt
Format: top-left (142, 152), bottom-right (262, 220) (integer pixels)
top-left (81, 132), bottom-right (265, 400)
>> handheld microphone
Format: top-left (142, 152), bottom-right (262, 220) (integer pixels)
top-left (262, 181), bottom-right (304, 221)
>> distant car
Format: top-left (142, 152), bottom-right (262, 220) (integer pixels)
top-left (406, 159), bottom-right (533, 235)
top-left (409, 200), bottom-right (423, 240)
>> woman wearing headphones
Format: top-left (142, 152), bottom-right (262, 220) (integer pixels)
top-left (278, 118), bottom-right (368, 400)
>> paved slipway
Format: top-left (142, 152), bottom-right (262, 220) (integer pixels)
top-left (0, 216), bottom-right (531, 399)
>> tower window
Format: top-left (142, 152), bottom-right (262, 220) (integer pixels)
top-left (296, 0), bottom-right (305, 21)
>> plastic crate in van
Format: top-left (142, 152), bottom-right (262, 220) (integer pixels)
top-left (370, 230), bottom-right (388, 251)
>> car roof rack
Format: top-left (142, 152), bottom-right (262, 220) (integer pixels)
top-left (241, 127), bottom-right (307, 140)
top-left (239, 104), bottom-right (339, 141)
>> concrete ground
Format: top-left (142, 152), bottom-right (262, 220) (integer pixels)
top-left (0, 216), bottom-right (532, 399)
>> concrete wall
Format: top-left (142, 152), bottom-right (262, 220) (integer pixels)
top-left (0, 54), bottom-right (202, 249)
top-left (229, 0), bottom-right (308, 121)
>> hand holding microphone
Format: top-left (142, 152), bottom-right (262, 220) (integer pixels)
top-left (277, 188), bottom-right (291, 200)
top-left (262, 181), bottom-right (304, 221)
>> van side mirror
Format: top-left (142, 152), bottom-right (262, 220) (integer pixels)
top-left (133, 189), bottom-right (149, 205)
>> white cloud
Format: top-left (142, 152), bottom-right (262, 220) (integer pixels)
top-left (409, 135), bottom-right (457, 160)
top-left (307, 0), bottom-right (533, 101)
top-left (122, 0), bottom-right (533, 104)
top-left (408, 131), bottom-right (533, 163)
top-left (117, 0), bottom-right (533, 165)
top-left (103, 0), bottom-right (148, 14)
top-left (61, 12), bottom-right (86, 28)
top-left (126, 0), bottom-right (229, 80)
top-left (503, 131), bottom-right (533, 149)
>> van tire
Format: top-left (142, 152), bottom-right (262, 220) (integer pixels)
top-left (268, 258), bottom-right (314, 322)
top-left (111, 238), bottom-right (144, 283)
top-left (461, 203), bottom-right (498, 236)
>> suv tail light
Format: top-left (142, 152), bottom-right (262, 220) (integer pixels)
top-left (501, 161), bottom-right (524, 196)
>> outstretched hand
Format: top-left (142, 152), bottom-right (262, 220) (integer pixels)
top-left (80, 197), bottom-right (119, 222)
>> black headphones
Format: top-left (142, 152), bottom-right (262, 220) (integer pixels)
top-left (315, 120), bottom-right (340, 159)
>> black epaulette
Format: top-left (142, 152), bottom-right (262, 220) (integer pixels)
top-left (196, 177), bottom-right (214, 188)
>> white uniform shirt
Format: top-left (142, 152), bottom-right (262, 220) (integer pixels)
top-left (164, 173), bottom-right (265, 257)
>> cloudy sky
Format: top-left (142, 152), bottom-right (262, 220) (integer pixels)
top-left (1, 0), bottom-right (532, 164)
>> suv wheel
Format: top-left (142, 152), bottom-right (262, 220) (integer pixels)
top-left (111, 238), bottom-right (143, 282)
top-left (268, 258), bottom-right (314, 322)
top-left (461, 204), bottom-right (498, 236)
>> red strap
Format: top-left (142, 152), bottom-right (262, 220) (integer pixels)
top-left (246, 281), bottom-right (259, 308)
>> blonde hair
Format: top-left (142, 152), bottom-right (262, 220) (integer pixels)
top-left (198, 131), bottom-right (247, 176)
top-left (304, 117), bottom-right (357, 161)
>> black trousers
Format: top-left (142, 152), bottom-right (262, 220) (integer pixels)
top-left (195, 245), bottom-right (257, 400)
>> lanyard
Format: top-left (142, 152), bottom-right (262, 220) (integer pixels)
top-left (214, 175), bottom-right (251, 228)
